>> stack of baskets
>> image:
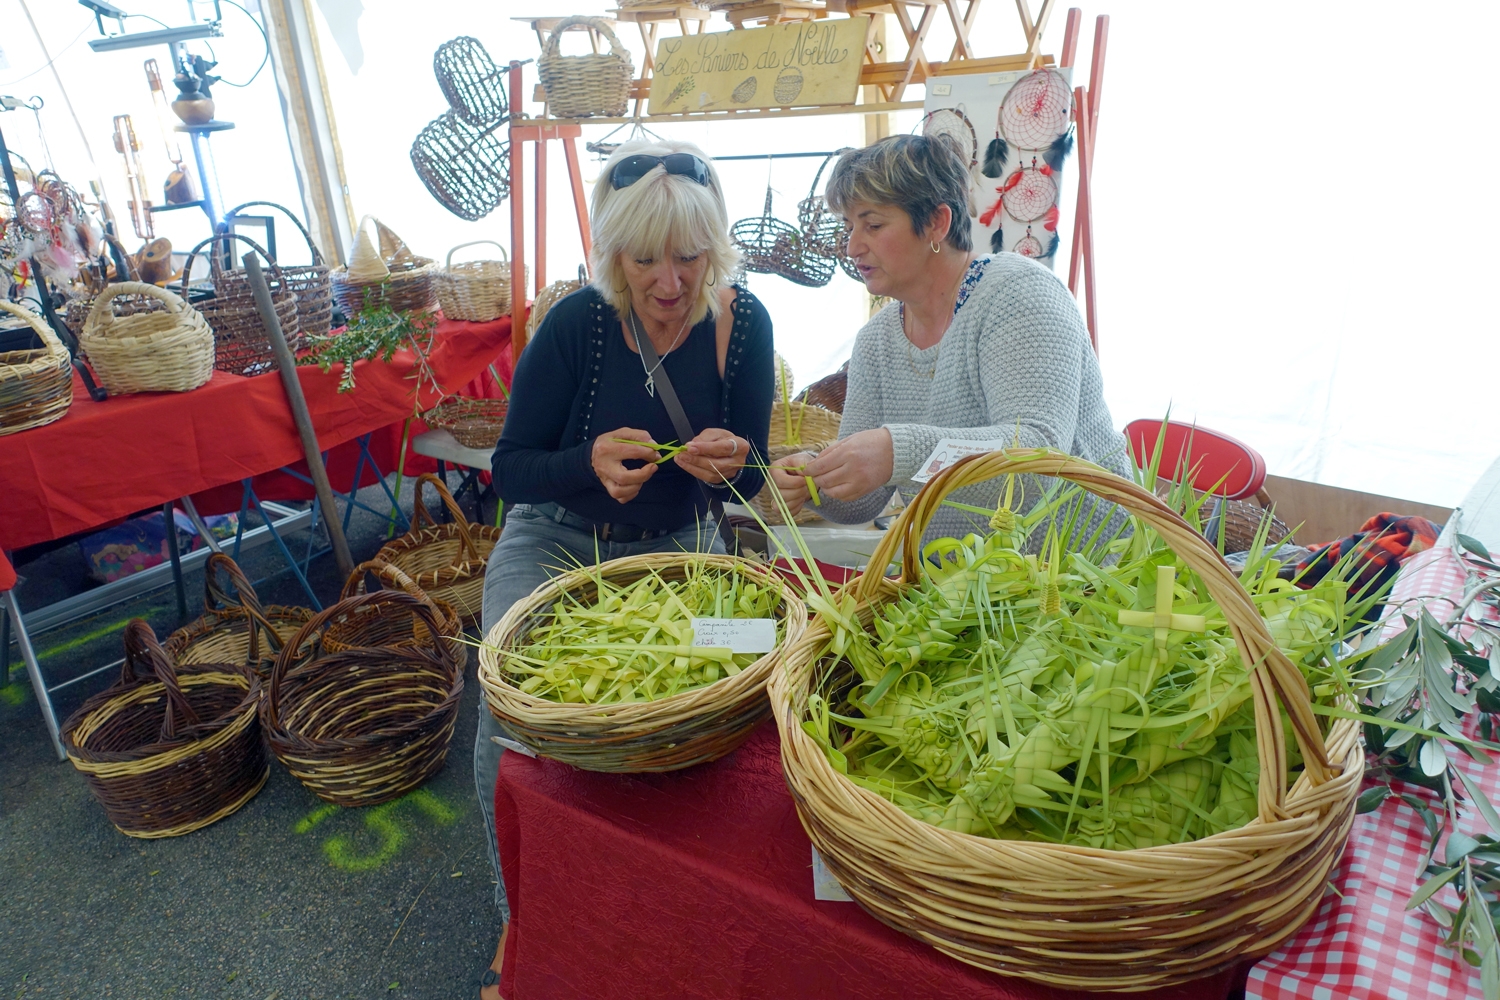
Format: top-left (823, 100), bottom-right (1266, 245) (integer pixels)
top-left (420, 395), bottom-right (509, 450)
top-left (80, 282), bottom-right (215, 394)
top-left (0, 300), bottom-right (73, 435)
top-left (749, 399), bottom-right (842, 525)
top-left (769, 450), bottom-right (1364, 991)
top-left (731, 187), bottom-right (833, 288)
top-left (537, 16), bottom-right (634, 119)
top-left (330, 215), bottom-right (437, 317)
top-left (479, 553), bottom-right (807, 772)
top-left (264, 588), bottom-right (465, 806)
top-left (224, 201), bottom-right (334, 337)
top-left (432, 240), bottom-right (518, 322)
top-left (62, 619), bottom-right (268, 837)
top-left (375, 473), bottom-right (502, 623)
top-left (180, 231), bottom-right (300, 376)
top-left (165, 553), bottom-right (313, 679)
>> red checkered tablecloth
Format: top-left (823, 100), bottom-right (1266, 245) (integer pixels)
top-left (1248, 543), bottom-right (1499, 1000)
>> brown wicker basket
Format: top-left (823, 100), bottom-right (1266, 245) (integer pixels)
top-left (478, 553), bottom-right (808, 772)
top-left (792, 363), bottom-right (848, 414)
top-left (410, 110), bottom-right (511, 223)
top-left (749, 400), bottom-right (842, 526)
top-left (519, 273), bottom-right (585, 356)
top-left (180, 232), bottom-right (301, 377)
top-left (732, 186), bottom-right (833, 287)
top-left (165, 553), bottom-right (313, 679)
top-left (420, 395), bottom-right (509, 449)
top-left (80, 282), bottom-right (215, 394)
top-left (224, 201), bottom-right (334, 337)
top-left (330, 216), bottom-right (436, 316)
top-left (324, 559), bottom-right (469, 669)
top-left (433, 240), bottom-right (516, 322)
top-left (0, 300), bottom-right (73, 435)
top-left (537, 16), bottom-right (634, 119)
top-left (374, 473), bottom-right (502, 624)
top-left (264, 590), bottom-right (465, 806)
top-left (433, 35), bottom-right (508, 127)
top-left (797, 150), bottom-right (850, 256)
top-left (61, 619), bottom-right (268, 838)
top-left (770, 448), bottom-right (1363, 991)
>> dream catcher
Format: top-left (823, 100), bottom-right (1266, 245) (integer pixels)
top-left (920, 106), bottom-right (978, 171)
top-left (999, 156), bottom-right (1058, 222)
top-left (975, 68), bottom-right (1075, 262)
top-left (1000, 68), bottom-right (1071, 150)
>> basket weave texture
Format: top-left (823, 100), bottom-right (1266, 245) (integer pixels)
top-left (180, 231), bottom-right (300, 377)
top-left (732, 187), bottom-right (833, 288)
top-left (165, 553), bottom-right (312, 680)
top-left (411, 111), bottom-right (511, 223)
top-left (538, 16), bottom-right (634, 118)
top-left (421, 396), bottom-right (509, 449)
top-left (325, 558), bottom-right (470, 669)
top-left (264, 590), bottom-right (465, 806)
top-left (433, 240), bottom-right (515, 322)
top-left (62, 620), bottom-right (268, 838)
top-left (749, 400), bottom-right (842, 526)
top-left (792, 363), bottom-right (848, 414)
top-left (330, 216), bottom-right (436, 316)
top-left (81, 282), bottom-right (215, 394)
top-left (375, 474), bottom-right (501, 624)
top-left (769, 449), bottom-right (1363, 991)
top-left (0, 300), bottom-right (73, 436)
top-left (479, 553), bottom-right (808, 772)
top-left (224, 201), bottom-right (334, 337)
top-left (519, 275), bottom-right (584, 355)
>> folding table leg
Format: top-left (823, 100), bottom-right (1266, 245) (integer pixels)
top-left (244, 483), bottom-right (322, 611)
top-left (163, 502), bottom-right (187, 621)
top-left (3, 589), bottom-right (65, 761)
top-left (1, 608), bottom-right (10, 688)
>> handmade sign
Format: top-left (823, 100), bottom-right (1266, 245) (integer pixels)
top-left (648, 17), bottom-right (868, 115)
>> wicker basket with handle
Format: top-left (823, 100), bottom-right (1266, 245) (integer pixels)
top-left (180, 231), bottom-right (300, 377)
top-left (223, 201), bottom-right (334, 337)
top-left (323, 559), bottom-right (469, 669)
top-left (61, 619), bottom-right (267, 838)
top-left (80, 282), bottom-right (215, 394)
top-left (749, 400), bottom-right (842, 526)
top-left (165, 553), bottom-right (313, 680)
top-left (374, 473), bottom-right (502, 624)
top-left (770, 448), bottom-right (1363, 991)
top-left (0, 299), bottom-right (73, 436)
top-left (330, 215), bottom-right (436, 316)
top-left (433, 240), bottom-right (516, 322)
top-left (537, 16), bottom-right (634, 119)
top-left (479, 553), bottom-right (807, 772)
top-left (264, 590), bottom-right (464, 806)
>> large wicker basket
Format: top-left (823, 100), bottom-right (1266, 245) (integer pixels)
top-left (325, 558), bottom-right (469, 669)
top-left (224, 201), bottom-right (334, 337)
top-left (61, 620), bottom-right (268, 838)
top-left (165, 553), bottom-right (312, 680)
top-left (80, 282), bottom-right (215, 394)
top-left (180, 231), bottom-right (300, 377)
top-left (478, 553), bottom-right (808, 772)
top-left (770, 449), bottom-right (1363, 991)
top-left (374, 473), bottom-right (501, 623)
top-left (264, 590), bottom-right (465, 807)
top-left (330, 216), bottom-right (436, 316)
top-left (0, 299), bottom-right (73, 436)
top-left (433, 240), bottom-right (516, 322)
top-left (537, 16), bottom-right (634, 119)
top-left (749, 400), bottom-right (842, 526)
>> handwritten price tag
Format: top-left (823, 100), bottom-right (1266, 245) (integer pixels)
top-left (910, 437), bottom-right (1015, 484)
top-left (689, 617), bottom-right (776, 654)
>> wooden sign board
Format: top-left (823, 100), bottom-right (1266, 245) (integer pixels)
top-left (648, 17), bottom-right (869, 115)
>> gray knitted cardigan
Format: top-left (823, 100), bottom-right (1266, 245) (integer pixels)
top-left (816, 253), bottom-right (1132, 544)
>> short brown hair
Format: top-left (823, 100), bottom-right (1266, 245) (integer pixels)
top-left (824, 133), bottom-right (972, 252)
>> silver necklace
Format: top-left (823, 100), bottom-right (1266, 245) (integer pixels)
top-left (629, 309), bottom-right (691, 397)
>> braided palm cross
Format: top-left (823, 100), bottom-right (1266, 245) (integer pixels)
top-left (1117, 565), bottom-right (1207, 661)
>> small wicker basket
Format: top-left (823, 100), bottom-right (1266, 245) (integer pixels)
top-left (749, 400), bottom-right (842, 526)
top-left (180, 231), bottom-right (301, 377)
top-left (325, 558), bottom-right (469, 668)
top-left (479, 552), bottom-right (808, 772)
top-left (374, 473), bottom-right (502, 624)
top-left (0, 300), bottom-right (73, 436)
top-left (731, 187), bottom-right (833, 288)
top-left (223, 201), bottom-right (334, 337)
top-left (80, 282), bottom-right (215, 394)
top-left (792, 363), bottom-right (848, 414)
top-left (771, 449), bottom-right (1363, 991)
top-left (519, 273), bottom-right (585, 356)
top-left (537, 16), bottom-right (634, 119)
top-left (420, 395), bottom-right (509, 449)
top-left (62, 620), bottom-right (267, 838)
top-left (264, 590), bottom-right (465, 807)
top-left (330, 216), bottom-right (436, 316)
top-left (433, 240), bottom-right (515, 322)
top-left (165, 553), bottom-right (313, 680)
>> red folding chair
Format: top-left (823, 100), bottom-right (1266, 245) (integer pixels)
top-left (1122, 419), bottom-right (1269, 502)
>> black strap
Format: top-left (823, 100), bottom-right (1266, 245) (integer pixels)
top-left (631, 311), bottom-right (736, 549)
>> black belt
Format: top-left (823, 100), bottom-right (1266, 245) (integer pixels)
top-left (525, 502), bottom-right (690, 543)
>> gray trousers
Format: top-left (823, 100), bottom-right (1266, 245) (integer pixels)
top-left (474, 505), bottom-right (727, 922)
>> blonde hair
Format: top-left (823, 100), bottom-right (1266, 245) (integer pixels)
top-left (589, 139), bottom-right (739, 325)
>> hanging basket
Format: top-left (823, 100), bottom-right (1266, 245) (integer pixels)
top-left (264, 590), bottom-right (465, 807)
top-left (537, 16), bottom-right (634, 119)
top-left (330, 216), bottom-right (436, 316)
top-left (375, 473), bottom-right (502, 623)
top-left (748, 400), bottom-right (842, 526)
top-left (433, 35), bottom-right (508, 126)
top-left (731, 187), bottom-right (833, 288)
top-left (165, 553), bottom-right (313, 680)
top-left (181, 231), bottom-right (301, 377)
top-left (0, 299), bottom-right (73, 436)
top-left (478, 553), bottom-right (808, 772)
top-left (770, 449), bottom-right (1363, 991)
top-left (796, 150), bottom-right (850, 257)
top-left (433, 240), bottom-right (516, 322)
top-left (80, 282), bottom-right (215, 394)
top-left (223, 201), bottom-right (334, 338)
top-left (410, 111), bottom-right (511, 223)
top-left (323, 559), bottom-right (469, 669)
top-left (61, 620), bottom-right (268, 838)
top-left (421, 395), bottom-right (509, 449)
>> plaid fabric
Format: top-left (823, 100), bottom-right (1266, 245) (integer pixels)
top-left (1295, 513), bottom-right (1442, 600)
top-left (1248, 543), bottom-right (1499, 1000)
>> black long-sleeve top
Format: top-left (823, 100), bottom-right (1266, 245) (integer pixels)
top-left (492, 285), bottom-right (773, 531)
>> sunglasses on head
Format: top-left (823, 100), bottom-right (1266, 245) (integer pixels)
top-left (610, 153), bottom-right (711, 190)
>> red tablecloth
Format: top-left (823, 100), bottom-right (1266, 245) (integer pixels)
top-left (494, 722), bottom-right (1242, 1000)
top-left (0, 316), bottom-right (511, 551)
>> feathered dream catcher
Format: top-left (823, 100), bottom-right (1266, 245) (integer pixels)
top-left (920, 106), bottom-right (978, 173)
top-left (1, 167), bottom-right (100, 291)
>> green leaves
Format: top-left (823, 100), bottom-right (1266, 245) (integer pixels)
top-left (1408, 865), bottom-right (1463, 910)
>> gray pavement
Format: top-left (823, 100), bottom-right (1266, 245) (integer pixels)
top-left (1, 480), bottom-right (503, 1000)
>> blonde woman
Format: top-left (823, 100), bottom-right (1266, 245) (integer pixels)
top-left (473, 139), bottom-right (774, 998)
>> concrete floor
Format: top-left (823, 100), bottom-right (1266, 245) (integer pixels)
top-left (0, 480), bottom-right (503, 1000)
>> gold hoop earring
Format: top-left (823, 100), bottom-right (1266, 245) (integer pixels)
top-left (613, 280), bottom-right (629, 294)
top-left (931, 241), bottom-right (941, 254)
top-left (705, 269), bottom-right (717, 287)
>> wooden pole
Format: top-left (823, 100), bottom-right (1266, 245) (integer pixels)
top-left (508, 60), bottom-right (529, 358)
top-left (242, 253), bottom-right (356, 581)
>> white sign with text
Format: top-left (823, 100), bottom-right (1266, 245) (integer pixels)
top-left (910, 438), bottom-right (1014, 484)
top-left (689, 618), bottom-right (776, 654)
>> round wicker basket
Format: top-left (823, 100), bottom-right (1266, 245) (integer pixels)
top-left (324, 559), bottom-right (469, 669)
top-left (264, 590), bottom-right (465, 807)
top-left (330, 216), bottom-right (436, 316)
top-left (223, 201), bottom-right (334, 337)
top-left (538, 16), bottom-right (634, 119)
top-left (165, 553), bottom-right (312, 680)
top-left (420, 396), bottom-right (508, 449)
top-left (374, 474), bottom-right (501, 624)
top-left (770, 448), bottom-right (1363, 991)
top-left (80, 282), bottom-right (215, 394)
top-left (0, 299), bottom-right (73, 436)
top-left (433, 240), bottom-right (516, 322)
top-left (749, 400), bottom-right (843, 526)
top-left (62, 620), bottom-right (267, 838)
top-left (180, 231), bottom-right (300, 377)
top-left (479, 553), bottom-right (808, 772)
top-left (519, 274), bottom-right (584, 355)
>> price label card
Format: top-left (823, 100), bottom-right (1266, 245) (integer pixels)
top-left (811, 846), bottom-right (853, 901)
top-left (910, 437), bottom-right (1014, 484)
top-left (689, 617), bottom-right (776, 653)
top-left (490, 735), bottom-right (538, 758)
